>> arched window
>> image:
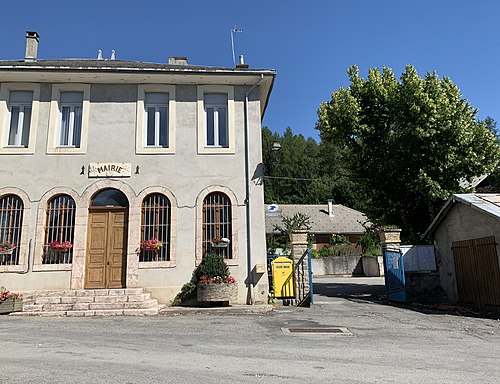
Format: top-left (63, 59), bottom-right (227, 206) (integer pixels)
top-left (202, 192), bottom-right (232, 259)
top-left (140, 194), bottom-right (171, 262)
top-left (0, 194), bottom-right (23, 266)
top-left (43, 195), bottom-right (76, 264)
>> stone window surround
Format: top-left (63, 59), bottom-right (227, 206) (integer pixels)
top-left (136, 84), bottom-right (176, 155)
top-left (137, 186), bottom-right (177, 269)
top-left (197, 85), bottom-right (235, 155)
top-left (195, 185), bottom-right (239, 266)
top-left (46, 84), bottom-right (91, 155)
top-left (0, 83), bottom-right (41, 155)
top-left (0, 187), bottom-right (31, 273)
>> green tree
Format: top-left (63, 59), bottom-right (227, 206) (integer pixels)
top-left (262, 127), bottom-right (357, 206)
top-left (317, 65), bottom-right (500, 241)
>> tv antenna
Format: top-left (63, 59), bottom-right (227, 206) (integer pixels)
top-left (230, 26), bottom-right (243, 66)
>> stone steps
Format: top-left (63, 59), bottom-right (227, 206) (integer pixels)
top-left (13, 288), bottom-right (164, 317)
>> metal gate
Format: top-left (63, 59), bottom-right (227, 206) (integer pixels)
top-left (383, 246), bottom-right (406, 301)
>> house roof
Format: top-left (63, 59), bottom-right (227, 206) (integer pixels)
top-left (264, 204), bottom-right (368, 235)
top-left (0, 59), bottom-right (276, 117)
top-left (424, 193), bottom-right (500, 239)
top-left (0, 59), bottom-right (276, 74)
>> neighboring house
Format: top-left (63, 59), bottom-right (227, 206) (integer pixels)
top-left (265, 200), bottom-right (367, 249)
top-left (0, 32), bottom-right (275, 305)
top-left (424, 194), bottom-right (500, 311)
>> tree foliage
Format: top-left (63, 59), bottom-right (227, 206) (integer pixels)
top-left (317, 65), bottom-right (500, 241)
top-left (262, 127), bottom-right (359, 206)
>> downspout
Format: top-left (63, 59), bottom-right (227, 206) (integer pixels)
top-left (244, 74), bottom-right (264, 305)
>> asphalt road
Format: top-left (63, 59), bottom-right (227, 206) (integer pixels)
top-left (1, 276), bottom-right (498, 384)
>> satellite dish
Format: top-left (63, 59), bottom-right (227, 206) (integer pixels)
top-left (267, 204), bottom-right (279, 213)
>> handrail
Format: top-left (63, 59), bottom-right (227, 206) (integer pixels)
top-left (282, 248), bottom-right (312, 306)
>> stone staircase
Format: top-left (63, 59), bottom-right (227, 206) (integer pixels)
top-left (14, 288), bottom-right (164, 317)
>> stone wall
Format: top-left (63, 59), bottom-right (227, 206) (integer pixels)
top-left (312, 255), bottom-right (383, 277)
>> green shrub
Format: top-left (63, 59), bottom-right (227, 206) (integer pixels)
top-left (171, 282), bottom-right (197, 306)
top-left (193, 253), bottom-right (229, 283)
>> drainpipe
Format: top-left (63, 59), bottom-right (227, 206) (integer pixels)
top-left (244, 74), bottom-right (264, 305)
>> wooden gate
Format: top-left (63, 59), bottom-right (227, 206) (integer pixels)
top-left (85, 209), bottom-right (128, 289)
top-left (452, 236), bottom-right (500, 310)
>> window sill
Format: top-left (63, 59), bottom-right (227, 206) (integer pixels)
top-left (0, 147), bottom-right (35, 155)
top-left (136, 147), bottom-right (175, 155)
top-left (46, 147), bottom-right (86, 155)
top-left (198, 146), bottom-right (235, 155)
top-left (139, 261), bottom-right (176, 269)
top-left (32, 264), bottom-right (72, 272)
top-left (0, 265), bottom-right (27, 273)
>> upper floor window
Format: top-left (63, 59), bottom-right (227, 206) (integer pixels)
top-left (0, 194), bottom-right (23, 266)
top-left (136, 85), bottom-right (176, 154)
top-left (0, 83), bottom-right (40, 154)
top-left (204, 93), bottom-right (228, 148)
top-left (197, 86), bottom-right (235, 154)
top-left (43, 195), bottom-right (76, 264)
top-left (47, 84), bottom-right (90, 154)
top-left (144, 92), bottom-right (168, 147)
top-left (140, 194), bottom-right (171, 262)
top-left (7, 91), bottom-right (33, 148)
top-left (59, 92), bottom-right (83, 147)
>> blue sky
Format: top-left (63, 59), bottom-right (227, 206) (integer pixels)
top-left (1, 1), bottom-right (499, 141)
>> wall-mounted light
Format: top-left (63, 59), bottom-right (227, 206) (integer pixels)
top-left (80, 166), bottom-right (85, 175)
top-left (135, 166), bottom-right (140, 174)
top-left (271, 141), bottom-right (282, 151)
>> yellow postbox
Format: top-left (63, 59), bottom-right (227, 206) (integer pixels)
top-left (271, 257), bottom-right (294, 298)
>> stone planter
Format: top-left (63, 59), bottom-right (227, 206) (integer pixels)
top-left (0, 300), bottom-right (22, 314)
top-left (197, 284), bottom-right (237, 304)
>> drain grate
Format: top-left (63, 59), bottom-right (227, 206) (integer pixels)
top-left (282, 327), bottom-right (353, 335)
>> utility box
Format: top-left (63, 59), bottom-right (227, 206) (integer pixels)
top-left (271, 257), bottom-right (294, 298)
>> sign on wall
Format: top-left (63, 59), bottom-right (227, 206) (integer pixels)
top-left (88, 163), bottom-right (132, 178)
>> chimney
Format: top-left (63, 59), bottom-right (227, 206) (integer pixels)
top-left (110, 50), bottom-right (116, 60)
top-left (236, 54), bottom-right (249, 69)
top-left (25, 31), bottom-right (39, 62)
top-left (97, 50), bottom-right (103, 60)
top-left (327, 200), bottom-right (334, 218)
top-left (168, 57), bottom-right (188, 65)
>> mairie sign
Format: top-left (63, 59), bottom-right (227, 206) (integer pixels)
top-left (88, 162), bottom-right (132, 178)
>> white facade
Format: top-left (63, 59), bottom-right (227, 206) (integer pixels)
top-left (0, 40), bottom-right (275, 305)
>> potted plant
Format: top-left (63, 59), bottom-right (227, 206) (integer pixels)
top-left (140, 238), bottom-right (163, 252)
top-left (211, 236), bottom-right (230, 248)
top-left (0, 287), bottom-right (23, 314)
top-left (194, 253), bottom-right (237, 305)
top-left (45, 240), bottom-right (73, 252)
top-left (0, 241), bottom-right (16, 255)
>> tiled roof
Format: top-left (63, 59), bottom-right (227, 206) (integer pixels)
top-left (265, 204), bottom-right (368, 235)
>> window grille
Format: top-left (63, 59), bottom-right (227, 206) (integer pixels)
top-left (140, 194), bottom-right (171, 262)
top-left (43, 195), bottom-right (76, 264)
top-left (0, 195), bottom-right (23, 266)
top-left (202, 192), bottom-right (232, 259)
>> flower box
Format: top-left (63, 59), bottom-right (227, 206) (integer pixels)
top-left (197, 283), bottom-right (237, 304)
top-left (0, 300), bottom-right (22, 314)
top-left (0, 249), bottom-right (14, 255)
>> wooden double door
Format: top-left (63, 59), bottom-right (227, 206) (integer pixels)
top-left (85, 208), bottom-right (128, 289)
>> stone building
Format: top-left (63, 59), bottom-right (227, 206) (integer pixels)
top-left (0, 32), bottom-right (275, 306)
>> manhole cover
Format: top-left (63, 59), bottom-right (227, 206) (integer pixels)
top-left (281, 327), bottom-right (352, 335)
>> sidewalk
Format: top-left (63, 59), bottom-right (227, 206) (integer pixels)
top-left (159, 303), bottom-right (274, 316)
